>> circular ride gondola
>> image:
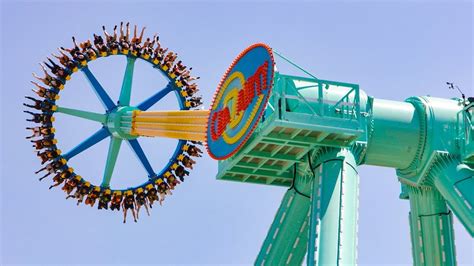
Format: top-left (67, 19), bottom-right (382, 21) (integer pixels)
top-left (24, 23), bottom-right (203, 222)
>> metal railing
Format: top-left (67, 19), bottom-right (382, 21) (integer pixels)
top-left (275, 74), bottom-right (361, 123)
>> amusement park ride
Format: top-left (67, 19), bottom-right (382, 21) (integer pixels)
top-left (25, 25), bottom-right (473, 265)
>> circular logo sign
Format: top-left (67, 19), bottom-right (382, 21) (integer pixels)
top-left (206, 43), bottom-right (275, 160)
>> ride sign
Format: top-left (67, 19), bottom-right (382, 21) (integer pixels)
top-left (206, 43), bottom-right (275, 160)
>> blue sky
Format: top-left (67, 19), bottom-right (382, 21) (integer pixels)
top-left (1, 1), bottom-right (472, 265)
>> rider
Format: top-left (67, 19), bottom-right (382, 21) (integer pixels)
top-left (31, 81), bottom-right (60, 100)
top-left (44, 57), bottom-right (70, 80)
top-left (119, 22), bottom-right (131, 52)
top-left (98, 189), bottom-right (112, 210)
top-left (24, 111), bottom-right (54, 125)
top-left (66, 181), bottom-right (92, 205)
top-left (62, 175), bottom-right (82, 196)
top-left (36, 148), bottom-right (61, 164)
top-left (152, 36), bottom-right (168, 64)
top-left (141, 36), bottom-right (155, 59)
top-left (134, 187), bottom-right (150, 219)
top-left (177, 154), bottom-right (196, 169)
top-left (85, 186), bottom-right (101, 207)
top-left (122, 190), bottom-right (137, 223)
top-left (36, 158), bottom-right (67, 180)
top-left (164, 171), bottom-right (180, 189)
top-left (172, 61), bottom-right (186, 74)
top-left (110, 191), bottom-right (123, 211)
top-left (181, 83), bottom-right (199, 97)
top-left (130, 25), bottom-right (146, 56)
top-left (185, 96), bottom-right (203, 108)
top-left (183, 142), bottom-right (203, 157)
top-left (178, 68), bottom-right (200, 87)
top-left (155, 178), bottom-right (170, 205)
top-left (31, 137), bottom-right (57, 150)
top-left (85, 186), bottom-right (100, 207)
top-left (26, 126), bottom-right (55, 139)
top-left (32, 64), bottom-right (64, 89)
top-left (145, 183), bottom-right (159, 208)
top-left (46, 167), bottom-right (73, 188)
top-left (79, 39), bottom-right (97, 60)
top-left (60, 37), bottom-right (86, 63)
top-left (103, 25), bottom-right (119, 52)
top-left (162, 51), bottom-right (177, 70)
top-left (51, 50), bottom-right (78, 71)
top-left (93, 33), bottom-right (108, 55)
top-left (23, 96), bottom-right (57, 113)
top-left (174, 165), bottom-right (189, 182)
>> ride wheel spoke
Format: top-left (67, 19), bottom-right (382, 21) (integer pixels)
top-left (137, 82), bottom-right (174, 111)
top-left (118, 57), bottom-right (137, 106)
top-left (81, 66), bottom-right (116, 111)
top-left (63, 127), bottom-right (110, 160)
top-left (127, 139), bottom-right (156, 178)
top-left (56, 106), bottom-right (107, 124)
top-left (101, 137), bottom-right (123, 188)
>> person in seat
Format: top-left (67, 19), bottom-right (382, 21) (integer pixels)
top-left (122, 190), bottom-right (137, 223)
top-left (23, 96), bottom-right (57, 113)
top-left (24, 110), bottom-right (54, 124)
top-left (98, 189), bottom-right (112, 210)
top-left (31, 81), bottom-right (60, 100)
top-left (44, 167), bottom-right (73, 188)
top-left (119, 22), bottom-right (131, 52)
top-left (62, 175), bottom-right (82, 196)
top-left (31, 137), bottom-right (57, 150)
top-left (145, 183), bottom-right (158, 208)
top-left (26, 126), bottom-right (55, 139)
top-left (66, 181), bottom-right (92, 205)
top-left (36, 148), bottom-right (61, 164)
top-left (134, 187), bottom-right (149, 219)
top-left (44, 58), bottom-right (70, 80)
top-left (85, 186), bottom-right (101, 207)
top-left (110, 191), bottom-right (123, 211)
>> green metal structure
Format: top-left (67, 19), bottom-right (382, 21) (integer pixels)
top-left (216, 53), bottom-right (473, 265)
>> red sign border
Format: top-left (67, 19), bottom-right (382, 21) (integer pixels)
top-left (205, 43), bottom-right (275, 160)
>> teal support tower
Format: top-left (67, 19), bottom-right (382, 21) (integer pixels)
top-left (215, 51), bottom-right (473, 266)
top-left (307, 148), bottom-right (359, 265)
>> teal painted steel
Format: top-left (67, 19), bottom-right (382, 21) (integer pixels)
top-left (56, 106), bottom-right (107, 124)
top-left (215, 50), bottom-right (473, 266)
top-left (365, 99), bottom-right (420, 169)
top-left (118, 57), bottom-right (136, 106)
top-left (307, 148), bottom-right (359, 266)
top-left (217, 73), bottom-right (367, 186)
top-left (101, 137), bottom-right (123, 188)
top-left (106, 106), bottom-right (139, 140)
top-left (430, 154), bottom-right (474, 236)
top-left (457, 103), bottom-right (474, 164)
top-left (406, 185), bottom-right (456, 266)
top-left (256, 172), bottom-right (311, 265)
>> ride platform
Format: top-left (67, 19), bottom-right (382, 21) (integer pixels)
top-left (216, 73), bottom-right (366, 187)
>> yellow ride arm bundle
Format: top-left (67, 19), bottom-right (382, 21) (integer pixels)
top-left (128, 110), bottom-right (209, 142)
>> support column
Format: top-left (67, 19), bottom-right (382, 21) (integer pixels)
top-left (431, 155), bottom-right (474, 236)
top-left (256, 170), bottom-right (311, 266)
top-left (307, 148), bottom-right (359, 266)
top-left (406, 185), bottom-right (456, 266)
